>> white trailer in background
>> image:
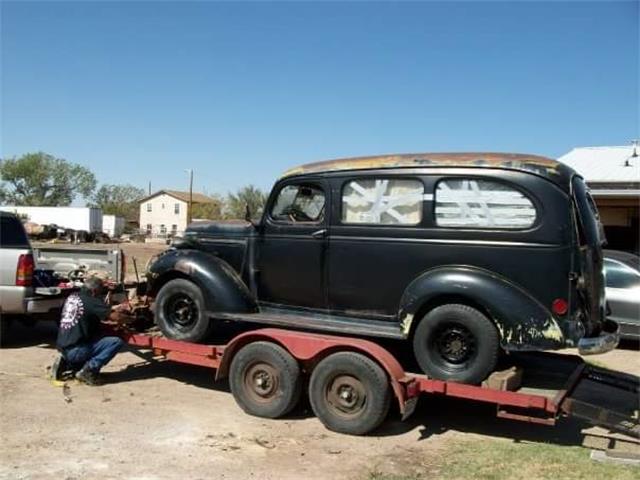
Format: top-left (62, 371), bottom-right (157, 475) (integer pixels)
top-left (0, 206), bottom-right (103, 232)
top-left (102, 215), bottom-right (125, 237)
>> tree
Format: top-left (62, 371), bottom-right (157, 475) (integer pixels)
top-left (90, 184), bottom-right (146, 219)
top-left (0, 152), bottom-right (96, 206)
top-left (191, 194), bottom-right (224, 220)
top-left (225, 185), bottom-right (267, 220)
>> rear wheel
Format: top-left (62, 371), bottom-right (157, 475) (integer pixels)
top-left (229, 341), bottom-right (302, 418)
top-left (155, 279), bottom-right (211, 342)
top-left (412, 304), bottom-right (499, 384)
top-left (309, 352), bottom-right (391, 435)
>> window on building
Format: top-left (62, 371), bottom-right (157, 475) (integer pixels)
top-left (146, 203), bottom-right (152, 212)
top-left (160, 224), bottom-right (167, 235)
top-left (146, 224), bottom-right (152, 234)
top-left (174, 203), bottom-right (180, 214)
top-left (171, 224), bottom-right (178, 235)
top-left (271, 184), bottom-right (325, 223)
top-left (161, 203), bottom-right (165, 209)
top-left (435, 178), bottom-right (537, 229)
top-left (342, 179), bottom-right (424, 225)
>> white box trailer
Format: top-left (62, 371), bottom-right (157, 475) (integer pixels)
top-left (0, 206), bottom-right (103, 232)
top-left (102, 214), bottom-right (125, 237)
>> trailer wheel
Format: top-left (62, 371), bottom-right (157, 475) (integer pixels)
top-left (155, 279), bottom-right (211, 342)
top-left (412, 304), bottom-right (499, 384)
top-left (309, 352), bottom-right (391, 435)
top-left (229, 341), bottom-right (302, 419)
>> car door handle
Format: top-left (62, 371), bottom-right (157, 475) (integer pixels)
top-left (311, 229), bottom-right (327, 239)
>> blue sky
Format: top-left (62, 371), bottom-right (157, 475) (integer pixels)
top-left (1, 1), bottom-right (638, 200)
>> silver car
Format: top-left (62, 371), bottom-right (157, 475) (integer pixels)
top-left (604, 250), bottom-right (640, 340)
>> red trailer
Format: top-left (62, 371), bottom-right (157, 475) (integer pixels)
top-left (117, 327), bottom-right (639, 438)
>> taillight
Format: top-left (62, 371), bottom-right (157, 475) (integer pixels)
top-left (16, 253), bottom-right (35, 287)
top-left (552, 298), bottom-right (568, 316)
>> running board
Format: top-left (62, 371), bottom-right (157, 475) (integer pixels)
top-left (213, 307), bottom-right (405, 340)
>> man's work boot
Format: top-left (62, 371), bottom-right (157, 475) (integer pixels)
top-left (75, 366), bottom-right (100, 386)
top-left (50, 354), bottom-right (68, 381)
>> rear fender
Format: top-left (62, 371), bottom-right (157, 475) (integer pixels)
top-left (147, 249), bottom-right (257, 314)
top-left (398, 266), bottom-right (566, 351)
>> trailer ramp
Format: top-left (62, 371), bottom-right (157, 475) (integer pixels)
top-left (558, 363), bottom-right (639, 439)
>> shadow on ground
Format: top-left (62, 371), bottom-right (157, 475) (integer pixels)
top-left (2, 318), bottom-right (636, 450)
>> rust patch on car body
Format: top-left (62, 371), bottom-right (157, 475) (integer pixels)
top-left (281, 152), bottom-right (574, 186)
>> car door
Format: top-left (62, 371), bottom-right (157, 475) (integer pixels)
top-left (328, 175), bottom-right (428, 317)
top-left (256, 179), bottom-right (329, 309)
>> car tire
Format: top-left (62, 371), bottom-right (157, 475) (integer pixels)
top-left (308, 352), bottom-right (391, 435)
top-left (413, 304), bottom-right (499, 384)
top-left (155, 278), bottom-right (211, 342)
top-left (229, 341), bottom-right (302, 419)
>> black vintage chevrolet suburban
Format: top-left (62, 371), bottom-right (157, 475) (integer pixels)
top-left (145, 153), bottom-right (619, 383)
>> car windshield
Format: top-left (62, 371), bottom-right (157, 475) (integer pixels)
top-left (604, 258), bottom-right (640, 289)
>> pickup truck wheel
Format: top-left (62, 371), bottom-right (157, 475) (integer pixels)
top-left (309, 352), bottom-right (391, 435)
top-left (413, 304), bottom-right (499, 384)
top-left (229, 341), bottom-right (302, 419)
top-left (155, 279), bottom-right (211, 342)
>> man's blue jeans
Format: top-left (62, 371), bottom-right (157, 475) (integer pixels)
top-left (63, 336), bottom-right (124, 373)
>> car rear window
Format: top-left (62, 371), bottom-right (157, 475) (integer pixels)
top-left (0, 214), bottom-right (30, 248)
top-left (435, 178), bottom-right (537, 229)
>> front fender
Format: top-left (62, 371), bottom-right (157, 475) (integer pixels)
top-left (398, 266), bottom-right (566, 351)
top-left (147, 249), bottom-right (257, 314)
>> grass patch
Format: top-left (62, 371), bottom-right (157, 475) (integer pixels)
top-left (362, 439), bottom-right (638, 480)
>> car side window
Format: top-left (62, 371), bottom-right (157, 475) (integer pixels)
top-left (271, 184), bottom-right (325, 223)
top-left (435, 178), bottom-right (537, 229)
top-left (341, 179), bottom-right (424, 225)
top-left (604, 259), bottom-right (640, 289)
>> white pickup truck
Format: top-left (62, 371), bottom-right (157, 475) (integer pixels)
top-left (0, 211), bottom-right (124, 336)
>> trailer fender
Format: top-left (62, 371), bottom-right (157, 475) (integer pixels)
top-left (216, 328), bottom-right (413, 415)
top-left (398, 266), bottom-right (565, 351)
top-left (147, 249), bottom-right (257, 313)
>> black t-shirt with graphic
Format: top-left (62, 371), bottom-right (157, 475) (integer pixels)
top-left (56, 289), bottom-right (111, 350)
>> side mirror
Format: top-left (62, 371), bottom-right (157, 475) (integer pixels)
top-left (245, 204), bottom-right (261, 230)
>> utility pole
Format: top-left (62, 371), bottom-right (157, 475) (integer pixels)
top-left (186, 169), bottom-right (194, 224)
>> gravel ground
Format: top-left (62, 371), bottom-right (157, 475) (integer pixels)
top-left (0, 321), bottom-right (637, 480)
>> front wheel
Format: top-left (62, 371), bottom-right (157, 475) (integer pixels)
top-left (229, 341), bottom-right (302, 419)
top-left (155, 278), bottom-right (211, 342)
top-left (412, 304), bottom-right (499, 384)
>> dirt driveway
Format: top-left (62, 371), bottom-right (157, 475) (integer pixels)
top-left (0, 322), bottom-right (638, 480)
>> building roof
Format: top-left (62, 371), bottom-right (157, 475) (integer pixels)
top-left (281, 152), bottom-right (574, 186)
top-left (558, 145), bottom-right (640, 184)
top-left (139, 190), bottom-right (217, 204)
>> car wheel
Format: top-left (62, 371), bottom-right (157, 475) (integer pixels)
top-left (413, 304), bottom-right (499, 384)
top-left (229, 341), bottom-right (302, 419)
top-left (155, 278), bottom-right (211, 342)
top-left (309, 352), bottom-right (391, 435)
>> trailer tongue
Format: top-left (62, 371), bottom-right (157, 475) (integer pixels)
top-left (109, 325), bottom-right (639, 441)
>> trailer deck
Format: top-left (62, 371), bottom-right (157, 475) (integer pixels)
top-left (111, 326), bottom-right (639, 439)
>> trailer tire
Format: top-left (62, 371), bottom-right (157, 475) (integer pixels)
top-left (229, 341), bottom-right (302, 419)
top-left (309, 352), bottom-right (391, 435)
top-left (155, 279), bottom-right (211, 342)
top-left (413, 303), bottom-right (499, 384)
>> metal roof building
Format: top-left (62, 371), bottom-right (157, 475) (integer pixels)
top-left (558, 144), bottom-right (639, 253)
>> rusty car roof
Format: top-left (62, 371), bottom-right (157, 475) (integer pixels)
top-left (281, 152), bottom-right (576, 184)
